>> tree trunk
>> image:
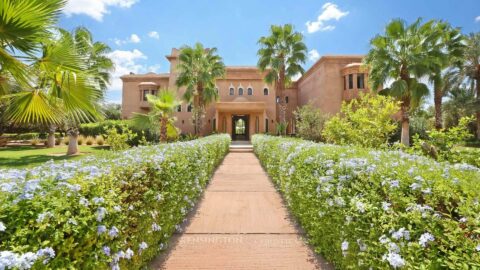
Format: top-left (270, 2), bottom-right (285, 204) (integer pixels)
top-left (160, 116), bottom-right (168, 142)
top-left (67, 128), bottom-right (79, 155)
top-left (277, 63), bottom-right (287, 135)
top-left (433, 81), bottom-right (443, 130)
top-left (47, 126), bottom-right (56, 148)
top-left (476, 73), bottom-right (480, 140)
top-left (400, 95), bottom-right (411, 146)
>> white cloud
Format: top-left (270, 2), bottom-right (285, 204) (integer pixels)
top-left (63, 0), bottom-right (139, 21)
top-left (129, 34), bottom-right (141, 43)
top-left (306, 2), bottom-right (349, 33)
top-left (291, 73), bottom-right (302, 81)
top-left (113, 34), bottom-right (141, 46)
top-left (147, 64), bottom-right (161, 73)
top-left (148, 31), bottom-right (160, 39)
top-left (308, 49), bottom-right (320, 62)
top-left (107, 49), bottom-right (147, 91)
top-left (475, 16), bottom-right (480, 22)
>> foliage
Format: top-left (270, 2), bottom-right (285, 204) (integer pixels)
top-left (131, 91), bottom-right (180, 142)
top-left (102, 103), bottom-right (122, 120)
top-left (85, 136), bottom-right (95, 145)
top-left (275, 122), bottom-right (288, 136)
top-left (253, 135), bottom-right (480, 269)
top-left (412, 117), bottom-right (477, 166)
top-left (294, 103), bottom-right (329, 142)
top-left (322, 94), bottom-right (399, 148)
top-left (0, 135), bottom-right (230, 269)
top-left (175, 43), bottom-right (225, 135)
top-left (104, 124), bottom-right (137, 151)
top-left (77, 135), bottom-right (85, 145)
top-left (365, 18), bottom-right (446, 146)
top-left (95, 135), bottom-right (105, 146)
top-left (257, 24), bottom-right (307, 123)
top-left (443, 86), bottom-right (477, 129)
top-left (79, 120), bottom-right (157, 145)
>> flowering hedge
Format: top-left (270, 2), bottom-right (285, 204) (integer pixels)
top-left (0, 134), bottom-right (230, 269)
top-left (252, 135), bottom-right (480, 269)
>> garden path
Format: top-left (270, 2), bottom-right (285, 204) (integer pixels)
top-left (152, 151), bottom-right (332, 269)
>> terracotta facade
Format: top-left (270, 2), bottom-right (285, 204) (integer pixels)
top-left (121, 49), bottom-right (370, 140)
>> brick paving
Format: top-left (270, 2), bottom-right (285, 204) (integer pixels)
top-left (152, 151), bottom-right (332, 270)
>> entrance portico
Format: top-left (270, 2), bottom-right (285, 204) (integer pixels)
top-left (214, 99), bottom-right (267, 141)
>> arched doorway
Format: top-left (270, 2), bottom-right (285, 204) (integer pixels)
top-left (232, 115), bottom-right (249, 141)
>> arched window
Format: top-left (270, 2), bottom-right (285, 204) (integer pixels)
top-left (285, 96), bottom-right (289, 103)
top-left (357, 73), bottom-right (365, 89)
top-left (247, 87), bottom-right (253, 95)
top-left (238, 87), bottom-right (244, 95)
top-left (187, 104), bottom-right (193, 112)
top-left (276, 96), bottom-right (280, 103)
top-left (263, 88), bottom-right (269, 95)
top-left (229, 87), bottom-right (234, 95)
top-left (176, 105), bottom-right (182, 112)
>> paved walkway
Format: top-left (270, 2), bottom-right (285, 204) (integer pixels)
top-left (152, 151), bottom-right (332, 269)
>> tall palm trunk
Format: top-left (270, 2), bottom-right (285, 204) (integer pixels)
top-left (47, 125), bottom-right (56, 148)
top-left (476, 75), bottom-right (480, 140)
top-left (67, 127), bottom-right (79, 155)
top-left (193, 83), bottom-right (204, 136)
top-left (277, 64), bottom-right (287, 134)
top-left (400, 103), bottom-right (410, 146)
top-left (433, 81), bottom-right (443, 130)
top-left (160, 116), bottom-right (168, 142)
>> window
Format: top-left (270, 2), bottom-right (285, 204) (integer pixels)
top-left (344, 76), bottom-right (347, 90)
top-left (276, 96), bottom-right (280, 103)
top-left (263, 88), bottom-right (269, 95)
top-left (357, 73), bottom-right (365, 89)
top-left (176, 105), bottom-right (182, 112)
top-left (255, 116), bottom-right (259, 133)
top-left (285, 96), bottom-right (289, 103)
top-left (187, 104), bottom-right (192, 112)
top-left (212, 118), bottom-right (216, 131)
top-left (265, 119), bottom-right (269, 133)
top-left (142, 90), bottom-right (149, 101)
top-left (151, 89), bottom-right (158, 96)
top-left (229, 87), bottom-right (234, 95)
top-left (348, 74), bottom-right (354, 89)
top-left (238, 87), bottom-right (244, 95)
top-left (247, 87), bottom-right (253, 95)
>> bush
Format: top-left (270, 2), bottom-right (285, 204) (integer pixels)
top-left (0, 134), bottom-right (230, 269)
top-left (253, 134), bottom-right (480, 269)
top-left (80, 120), bottom-right (157, 145)
top-left (104, 124), bottom-right (137, 151)
top-left (30, 137), bottom-right (41, 146)
top-left (85, 136), bottom-right (95, 146)
top-left (294, 102), bottom-right (329, 142)
top-left (77, 135), bottom-right (85, 145)
top-left (96, 135), bottom-right (105, 146)
top-left (323, 94), bottom-right (399, 148)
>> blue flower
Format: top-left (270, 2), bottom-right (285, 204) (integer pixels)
top-left (108, 226), bottom-right (119, 238)
top-left (97, 225), bottom-right (107, 235)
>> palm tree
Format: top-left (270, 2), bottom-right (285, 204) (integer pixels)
top-left (365, 18), bottom-right (443, 146)
top-left (428, 22), bottom-right (465, 130)
top-left (3, 30), bottom-right (104, 155)
top-left (443, 86), bottom-right (476, 128)
top-left (453, 33), bottom-right (480, 139)
top-left (131, 89), bottom-right (180, 142)
top-left (175, 43), bottom-right (225, 136)
top-left (0, 0), bottom-right (66, 94)
top-left (257, 24), bottom-right (307, 132)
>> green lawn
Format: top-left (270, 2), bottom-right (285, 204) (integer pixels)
top-left (0, 145), bottom-right (108, 169)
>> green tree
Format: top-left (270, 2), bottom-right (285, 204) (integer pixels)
top-left (322, 93), bottom-right (399, 148)
top-left (175, 43), bottom-right (225, 136)
top-left (257, 24), bottom-right (307, 132)
top-left (428, 22), bottom-right (465, 130)
top-left (294, 102), bottom-right (329, 142)
top-left (131, 90), bottom-right (180, 142)
top-left (443, 86), bottom-right (477, 128)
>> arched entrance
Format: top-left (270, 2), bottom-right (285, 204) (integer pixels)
top-left (232, 115), bottom-right (249, 141)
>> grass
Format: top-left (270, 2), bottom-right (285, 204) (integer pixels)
top-left (0, 145), bottom-right (108, 169)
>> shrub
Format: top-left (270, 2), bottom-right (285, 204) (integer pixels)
top-left (323, 94), bottom-right (399, 148)
top-left (96, 135), bottom-right (105, 146)
top-left (80, 120), bottom-right (157, 145)
top-left (294, 102), bottom-right (329, 142)
top-left (30, 137), bottom-right (41, 146)
top-left (253, 134), bottom-right (480, 269)
top-left (77, 135), bottom-right (85, 145)
top-left (85, 136), bottom-right (95, 145)
top-left (104, 124), bottom-right (137, 151)
top-left (0, 134), bottom-right (230, 269)
top-left (55, 137), bottom-right (62, 145)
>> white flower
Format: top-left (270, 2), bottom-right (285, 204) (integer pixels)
top-left (124, 248), bottom-right (134, 259)
top-left (357, 239), bottom-right (367, 251)
top-left (139, 242), bottom-right (148, 252)
top-left (410, 183), bottom-right (421, 190)
top-left (476, 244), bottom-right (480, 252)
top-left (421, 188), bottom-right (432, 194)
top-left (152, 223), bottom-right (161, 232)
top-left (36, 211), bottom-right (53, 223)
top-left (382, 202), bottom-right (391, 211)
top-left (96, 207), bottom-right (107, 222)
top-left (341, 240), bottom-right (349, 251)
top-left (36, 247), bottom-right (55, 264)
top-left (459, 217), bottom-right (467, 223)
top-left (355, 201), bottom-right (366, 213)
top-left (79, 197), bottom-right (89, 206)
top-left (419, 232), bottom-right (435, 247)
top-left (379, 235), bottom-right (390, 244)
top-left (92, 197), bottom-right (105, 204)
top-left (391, 228), bottom-right (410, 240)
top-left (0, 221), bottom-right (5, 232)
top-left (384, 252), bottom-right (405, 268)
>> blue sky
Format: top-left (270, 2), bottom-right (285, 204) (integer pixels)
top-left (58, 0), bottom-right (480, 103)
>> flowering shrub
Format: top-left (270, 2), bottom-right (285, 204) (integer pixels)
top-left (0, 134), bottom-right (230, 269)
top-left (253, 134), bottom-right (480, 269)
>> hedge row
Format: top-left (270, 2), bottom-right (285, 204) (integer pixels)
top-left (252, 135), bottom-right (480, 269)
top-left (0, 134), bottom-right (230, 269)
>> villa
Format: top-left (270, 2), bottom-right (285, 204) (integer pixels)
top-left (121, 48), bottom-right (370, 140)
